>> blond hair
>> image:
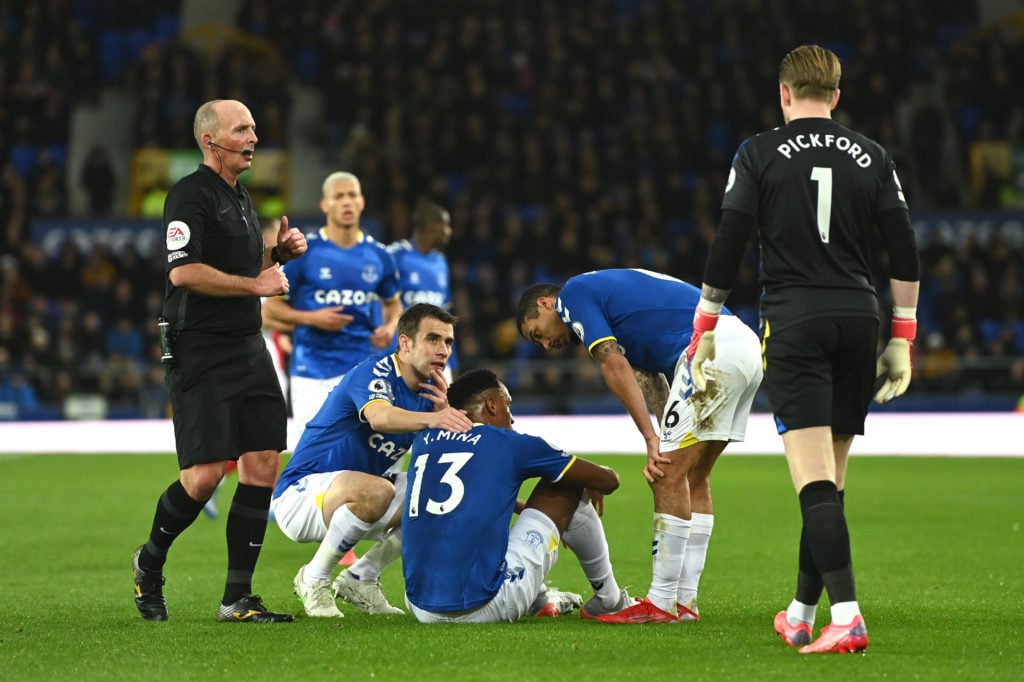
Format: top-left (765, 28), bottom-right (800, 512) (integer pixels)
top-left (322, 171), bottom-right (362, 197)
top-left (778, 45), bottom-right (841, 103)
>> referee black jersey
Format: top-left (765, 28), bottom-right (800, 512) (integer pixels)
top-left (722, 117), bottom-right (908, 332)
top-left (162, 164), bottom-right (265, 335)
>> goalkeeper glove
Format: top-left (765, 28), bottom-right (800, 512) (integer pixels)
top-left (687, 299), bottom-right (721, 393)
top-left (874, 311), bottom-right (916, 404)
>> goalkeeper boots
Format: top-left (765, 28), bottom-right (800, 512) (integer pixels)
top-left (773, 611), bottom-right (813, 646)
top-left (799, 614), bottom-right (869, 654)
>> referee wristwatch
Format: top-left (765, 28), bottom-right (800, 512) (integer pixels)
top-left (271, 246), bottom-right (285, 264)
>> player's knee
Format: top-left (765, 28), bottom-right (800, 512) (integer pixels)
top-left (180, 463), bottom-right (225, 500)
top-left (238, 450), bottom-right (281, 486)
top-left (351, 479), bottom-right (396, 522)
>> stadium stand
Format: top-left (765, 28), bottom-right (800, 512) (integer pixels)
top-left (0, 0), bottom-right (1021, 419)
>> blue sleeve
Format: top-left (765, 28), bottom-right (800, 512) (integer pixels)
top-left (511, 432), bottom-right (577, 482)
top-left (559, 280), bottom-right (614, 352)
top-left (281, 255), bottom-right (303, 301)
top-left (378, 249), bottom-right (401, 301)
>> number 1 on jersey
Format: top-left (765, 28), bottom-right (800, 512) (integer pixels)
top-left (810, 166), bottom-right (833, 243)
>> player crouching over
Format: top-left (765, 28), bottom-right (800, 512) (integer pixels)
top-left (401, 369), bottom-right (633, 623)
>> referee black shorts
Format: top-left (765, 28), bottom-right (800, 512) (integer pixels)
top-left (166, 330), bottom-right (288, 468)
top-left (762, 316), bottom-right (878, 435)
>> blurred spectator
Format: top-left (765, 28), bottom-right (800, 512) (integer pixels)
top-left (1, 0), bottom-right (1021, 417)
top-left (0, 349), bottom-right (39, 419)
top-left (106, 316), bottom-right (145, 361)
top-left (80, 146), bottom-right (117, 216)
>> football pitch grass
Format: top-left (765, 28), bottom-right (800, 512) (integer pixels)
top-left (1, 453), bottom-right (1020, 681)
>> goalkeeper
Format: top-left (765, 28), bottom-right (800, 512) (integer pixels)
top-left (687, 44), bottom-right (920, 654)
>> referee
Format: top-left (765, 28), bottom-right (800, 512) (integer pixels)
top-left (686, 45), bottom-right (919, 653)
top-left (131, 99), bottom-right (307, 623)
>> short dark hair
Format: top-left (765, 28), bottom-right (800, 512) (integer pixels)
top-left (397, 303), bottom-right (458, 339)
top-left (447, 368), bottom-right (502, 410)
top-left (412, 202), bottom-right (449, 233)
top-left (514, 283), bottom-right (561, 337)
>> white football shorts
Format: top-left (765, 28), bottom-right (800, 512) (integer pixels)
top-left (406, 508), bottom-right (560, 623)
top-left (289, 373), bottom-right (345, 439)
top-left (271, 470), bottom-right (406, 544)
top-left (659, 314), bottom-right (763, 450)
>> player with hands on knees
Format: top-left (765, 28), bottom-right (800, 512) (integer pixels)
top-left (518, 269), bottom-right (763, 623)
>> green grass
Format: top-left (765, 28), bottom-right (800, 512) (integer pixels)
top-left (0, 453), bottom-right (1021, 681)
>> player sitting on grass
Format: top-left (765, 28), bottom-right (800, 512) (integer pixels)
top-left (401, 368), bottom-right (633, 623)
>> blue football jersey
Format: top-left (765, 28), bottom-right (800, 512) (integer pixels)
top-left (382, 240), bottom-right (458, 370)
top-left (282, 229), bottom-right (400, 378)
top-left (272, 353), bottom-right (432, 498)
top-left (402, 425), bottom-right (576, 612)
top-left (556, 269), bottom-right (730, 378)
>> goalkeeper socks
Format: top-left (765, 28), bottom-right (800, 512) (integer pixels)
top-left (788, 488), bottom-right (847, 624)
top-left (305, 504), bottom-right (372, 583)
top-left (822, 565), bottom-right (858, 607)
top-left (649, 512), bottom-right (690, 613)
top-left (142, 480), bottom-right (206, 571)
top-left (799, 480), bottom-right (856, 605)
top-left (677, 512), bottom-right (714, 605)
top-left (349, 527), bottom-right (403, 582)
top-left (795, 530), bottom-right (824, 604)
top-left (561, 499), bottom-right (622, 607)
top-left (223, 483), bottom-right (272, 605)
top-left (793, 488), bottom-right (844, 605)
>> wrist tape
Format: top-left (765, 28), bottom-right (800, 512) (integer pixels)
top-left (891, 306), bottom-right (917, 340)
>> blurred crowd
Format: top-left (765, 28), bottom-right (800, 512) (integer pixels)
top-left (1, 0), bottom-right (1022, 418)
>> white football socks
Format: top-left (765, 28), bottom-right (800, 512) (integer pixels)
top-left (304, 504), bottom-right (372, 583)
top-left (649, 512), bottom-right (690, 613)
top-left (677, 512), bottom-right (714, 606)
top-left (349, 527), bottom-right (403, 582)
top-left (561, 499), bottom-right (622, 608)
